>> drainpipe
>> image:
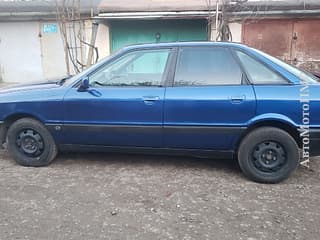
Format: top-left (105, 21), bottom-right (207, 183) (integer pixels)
top-left (215, 0), bottom-right (220, 41)
top-left (86, 21), bottom-right (99, 68)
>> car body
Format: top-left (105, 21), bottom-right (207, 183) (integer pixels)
top-left (0, 42), bottom-right (319, 183)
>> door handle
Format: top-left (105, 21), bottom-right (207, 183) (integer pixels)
top-left (142, 96), bottom-right (160, 101)
top-left (142, 96), bottom-right (160, 105)
top-left (231, 95), bottom-right (246, 104)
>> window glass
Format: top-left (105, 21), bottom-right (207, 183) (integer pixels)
top-left (89, 49), bottom-right (170, 87)
top-left (174, 47), bottom-right (242, 86)
top-left (253, 48), bottom-right (318, 84)
top-left (236, 50), bottom-right (288, 84)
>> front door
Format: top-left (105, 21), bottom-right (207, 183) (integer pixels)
top-left (164, 47), bottom-right (257, 150)
top-left (62, 48), bottom-right (172, 147)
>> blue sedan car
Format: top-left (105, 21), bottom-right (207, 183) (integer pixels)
top-left (0, 42), bottom-right (319, 183)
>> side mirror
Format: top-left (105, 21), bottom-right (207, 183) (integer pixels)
top-left (78, 77), bottom-right (89, 92)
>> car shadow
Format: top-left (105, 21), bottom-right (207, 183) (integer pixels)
top-left (53, 152), bottom-right (320, 184)
top-left (54, 151), bottom-right (242, 174)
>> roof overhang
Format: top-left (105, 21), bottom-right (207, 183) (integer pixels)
top-left (95, 11), bottom-right (216, 20)
top-left (95, 8), bottom-right (320, 22)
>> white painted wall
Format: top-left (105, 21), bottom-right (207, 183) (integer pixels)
top-left (209, 21), bottom-right (243, 42)
top-left (84, 20), bottom-right (111, 62)
top-left (0, 22), bottom-right (44, 83)
top-left (209, 20), bottom-right (217, 41)
top-left (96, 22), bottom-right (110, 59)
top-left (229, 22), bottom-right (242, 43)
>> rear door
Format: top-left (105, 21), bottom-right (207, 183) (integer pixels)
top-left (163, 46), bottom-right (256, 150)
top-left (234, 49), bottom-right (302, 127)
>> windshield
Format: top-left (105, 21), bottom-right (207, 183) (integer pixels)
top-left (253, 48), bottom-right (319, 84)
top-left (62, 49), bottom-right (123, 86)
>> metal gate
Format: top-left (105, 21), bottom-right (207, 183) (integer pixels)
top-left (109, 19), bottom-right (208, 52)
top-left (242, 19), bottom-right (320, 73)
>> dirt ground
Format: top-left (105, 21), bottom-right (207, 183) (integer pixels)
top-left (0, 149), bottom-right (319, 240)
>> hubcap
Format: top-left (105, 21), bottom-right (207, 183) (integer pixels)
top-left (16, 129), bottom-right (44, 157)
top-left (252, 141), bottom-right (287, 173)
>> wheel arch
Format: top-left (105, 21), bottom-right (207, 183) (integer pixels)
top-left (0, 113), bottom-right (44, 145)
top-left (236, 119), bottom-right (302, 152)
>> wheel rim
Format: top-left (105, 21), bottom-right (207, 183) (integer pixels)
top-left (16, 129), bottom-right (44, 157)
top-left (252, 141), bottom-right (287, 173)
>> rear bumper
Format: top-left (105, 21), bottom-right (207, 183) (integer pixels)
top-left (309, 129), bottom-right (320, 157)
top-left (0, 121), bottom-right (4, 149)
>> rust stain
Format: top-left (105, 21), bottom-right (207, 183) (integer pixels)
top-left (243, 19), bottom-right (293, 61)
top-left (292, 19), bottom-right (320, 72)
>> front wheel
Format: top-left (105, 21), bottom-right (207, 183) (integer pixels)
top-left (7, 118), bottom-right (58, 167)
top-left (238, 127), bottom-right (299, 183)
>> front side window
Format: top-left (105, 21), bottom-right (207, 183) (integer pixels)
top-left (235, 50), bottom-right (289, 85)
top-left (174, 47), bottom-right (243, 86)
top-left (89, 49), bottom-right (170, 87)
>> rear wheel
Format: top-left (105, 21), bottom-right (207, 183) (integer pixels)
top-left (7, 118), bottom-right (58, 167)
top-left (238, 127), bottom-right (299, 183)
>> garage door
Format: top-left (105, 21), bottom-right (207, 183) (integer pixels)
top-left (110, 19), bottom-right (208, 52)
top-left (242, 19), bottom-right (320, 72)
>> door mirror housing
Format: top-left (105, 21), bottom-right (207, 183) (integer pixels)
top-left (78, 77), bottom-right (90, 92)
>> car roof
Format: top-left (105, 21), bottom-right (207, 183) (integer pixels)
top-left (122, 41), bottom-right (250, 51)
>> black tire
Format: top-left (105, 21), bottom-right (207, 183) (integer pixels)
top-left (238, 127), bottom-right (299, 183)
top-left (7, 118), bottom-right (58, 167)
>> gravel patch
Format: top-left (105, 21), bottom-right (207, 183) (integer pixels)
top-left (0, 150), bottom-right (319, 240)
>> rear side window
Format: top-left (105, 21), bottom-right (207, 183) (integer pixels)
top-left (174, 47), bottom-right (242, 86)
top-left (235, 50), bottom-right (288, 85)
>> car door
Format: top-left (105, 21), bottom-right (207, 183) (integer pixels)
top-left (62, 48), bottom-right (172, 147)
top-left (234, 49), bottom-right (303, 126)
top-left (163, 46), bottom-right (256, 150)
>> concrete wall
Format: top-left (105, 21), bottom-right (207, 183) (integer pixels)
top-left (229, 22), bottom-right (242, 43)
top-left (96, 22), bottom-right (111, 59)
top-left (84, 21), bottom-right (111, 63)
top-left (209, 21), bottom-right (243, 42)
top-left (0, 22), bottom-right (44, 83)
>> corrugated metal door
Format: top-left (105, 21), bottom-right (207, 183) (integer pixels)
top-left (0, 22), bottom-right (44, 83)
top-left (40, 22), bottom-right (68, 80)
top-left (243, 19), bottom-right (320, 72)
top-left (110, 19), bottom-right (208, 52)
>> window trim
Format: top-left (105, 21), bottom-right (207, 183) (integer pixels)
top-left (171, 46), bottom-right (246, 87)
top-left (78, 47), bottom-right (175, 88)
top-left (231, 48), bottom-right (293, 86)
